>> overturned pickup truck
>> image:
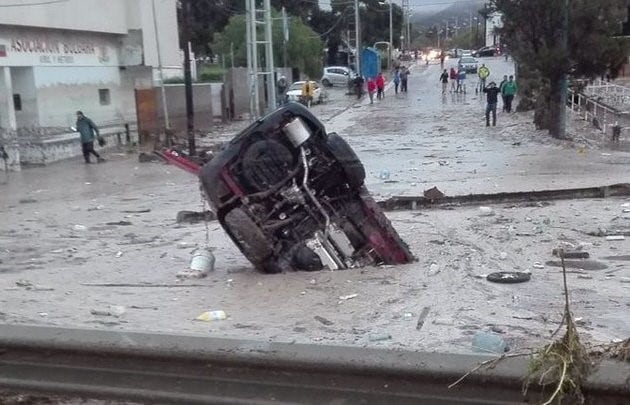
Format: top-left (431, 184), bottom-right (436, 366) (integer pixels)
top-left (164, 103), bottom-right (414, 273)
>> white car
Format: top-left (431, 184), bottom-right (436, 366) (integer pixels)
top-left (458, 56), bottom-right (479, 73)
top-left (285, 81), bottom-right (323, 104)
top-left (321, 66), bottom-right (356, 87)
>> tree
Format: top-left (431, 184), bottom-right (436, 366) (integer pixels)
top-left (212, 11), bottom-right (324, 78)
top-left (491, 0), bottom-right (628, 138)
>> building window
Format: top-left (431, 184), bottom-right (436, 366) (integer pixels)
top-left (99, 89), bottom-right (111, 106)
top-left (13, 94), bottom-right (22, 111)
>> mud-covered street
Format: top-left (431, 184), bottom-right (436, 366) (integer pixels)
top-left (1, 58), bottom-right (629, 355)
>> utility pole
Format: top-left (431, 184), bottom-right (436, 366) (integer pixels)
top-left (151, 0), bottom-right (169, 130)
top-left (263, 0), bottom-right (276, 111)
top-left (355, 0), bottom-right (361, 76)
top-left (282, 6), bottom-right (288, 68)
top-left (181, 0), bottom-right (195, 156)
top-left (402, 0), bottom-right (409, 50)
top-left (558, 0), bottom-right (569, 138)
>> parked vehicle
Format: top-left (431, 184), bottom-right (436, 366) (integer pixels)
top-left (472, 46), bottom-right (500, 57)
top-left (285, 81), bottom-right (324, 105)
top-left (321, 66), bottom-right (356, 87)
top-left (458, 56), bottom-right (479, 73)
top-left (198, 103), bottom-right (414, 273)
top-left (460, 50), bottom-right (473, 57)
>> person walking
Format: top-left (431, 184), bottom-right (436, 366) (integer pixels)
top-left (301, 79), bottom-right (314, 107)
top-left (449, 67), bottom-right (457, 92)
top-left (502, 75), bottom-right (517, 113)
top-left (400, 66), bottom-right (409, 93)
top-left (75, 111), bottom-right (104, 164)
top-left (353, 75), bottom-right (365, 99)
top-left (367, 77), bottom-right (377, 104)
top-left (439, 51), bottom-right (445, 69)
top-left (477, 64), bottom-right (490, 94)
top-left (439, 69), bottom-right (449, 94)
top-left (376, 72), bottom-right (385, 100)
top-left (499, 75), bottom-right (508, 111)
top-left (277, 75), bottom-right (288, 106)
top-left (393, 67), bottom-right (401, 94)
top-left (483, 82), bottom-right (501, 127)
top-left (457, 68), bottom-right (467, 94)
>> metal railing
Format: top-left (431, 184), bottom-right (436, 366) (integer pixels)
top-left (567, 88), bottom-right (630, 139)
top-left (0, 325), bottom-right (629, 404)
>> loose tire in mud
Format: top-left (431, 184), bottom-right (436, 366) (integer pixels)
top-left (486, 271), bottom-right (531, 284)
top-left (327, 132), bottom-right (365, 189)
top-left (224, 208), bottom-right (273, 268)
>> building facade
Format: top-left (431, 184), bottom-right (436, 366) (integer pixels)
top-left (485, 12), bottom-right (502, 47)
top-left (0, 0), bottom-right (181, 136)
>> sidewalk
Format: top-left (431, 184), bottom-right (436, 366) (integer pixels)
top-left (325, 57), bottom-right (630, 199)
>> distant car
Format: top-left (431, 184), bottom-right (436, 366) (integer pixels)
top-left (321, 66), bottom-right (356, 87)
top-left (472, 46), bottom-right (500, 57)
top-left (458, 56), bottom-right (479, 73)
top-left (460, 50), bottom-right (473, 57)
top-left (286, 81), bottom-right (323, 104)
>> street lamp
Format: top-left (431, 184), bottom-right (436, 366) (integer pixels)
top-left (379, 1), bottom-right (393, 70)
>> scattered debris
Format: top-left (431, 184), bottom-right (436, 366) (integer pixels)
top-left (15, 280), bottom-right (33, 288)
top-left (81, 282), bottom-right (207, 287)
top-left (545, 260), bottom-right (608, 271)
top-left (368, 333), bottom-right (392, 342)
top-left (472, 331), bottom-right (508, 353)
top-left (87, 205), bottom-right (104, 211)
top-left (105, 220), bottom-right (133, 226)
top-left (196, 310), bottom-right (227, 321)
top-left (176, 210), bottom-right (216, 224)
top-left (177, 248), bottom-right (215, 279)
top-left (138, 152), bottom-right (161, 163)
top-left (423, 186), bottom-right (445, 200)
top-left (90, 305), bottom-right (126, 317)
top-left (486, 272), bottom-right (531, 284)
top-left (115, 251), bottom-right (123, 258)
top-left (416, 306), bottom-right (431, 330)
top-left (428, 263), bottom-right (441, 276)
top-left (552, 249), bottom-right (589, 259)
top-left (339, 293), bottom-right (358, 301)
top-left (121, 208), bottom-right (151, 213)
top-left (314, 315), bottom-right (334, 326)
top-left (18, 198), bottom-right (38, 204)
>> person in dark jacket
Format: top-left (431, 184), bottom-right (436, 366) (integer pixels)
top-left (439, 69), bottom-right (449, 94)
top-left (483, 82), bottom-right (501, 127)
top-left (75, 111), bottom-right (103, 163)
top-left (499, 75), bottom-right (508, 111)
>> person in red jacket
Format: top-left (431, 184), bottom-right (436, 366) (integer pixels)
top-left (376, 72), bottom-right (385, 100)
top-left (367, 77), bottom-right (377, 104)
top-left (449, 67), bottom-right (457, 93)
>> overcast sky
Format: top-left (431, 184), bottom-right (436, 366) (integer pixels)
top-left (318, 0), bottom-right (464, 14)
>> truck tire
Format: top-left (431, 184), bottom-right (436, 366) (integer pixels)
top-left (224, 208), bottom-right (273, 268)
top-left (327, 132), bottom-right (365, 189)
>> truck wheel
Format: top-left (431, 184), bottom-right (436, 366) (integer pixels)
top-left (327, 132), bottom-right (365, 189)
top-left (224, 208), bottom-right (273, 268)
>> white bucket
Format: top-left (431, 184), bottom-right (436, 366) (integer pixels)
top-left (190, 249), bottom-right (215, 273)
